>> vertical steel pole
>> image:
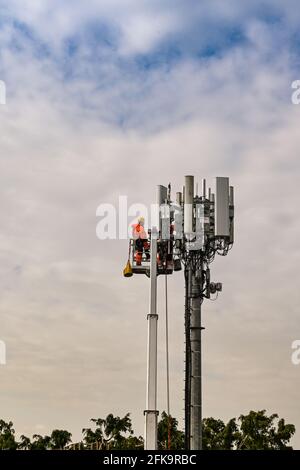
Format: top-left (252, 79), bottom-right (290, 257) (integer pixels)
top-left (144, 227), bottom-right (159, 450)
top-left (184, 264), bottom-right (192, 449)
top-left (165, 274), bottom-right (171, 450)
top-left (190, 267), bottom-right (202, 450)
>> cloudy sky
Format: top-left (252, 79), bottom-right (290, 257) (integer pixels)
top-left (0, 0), bottom-right (300, 447)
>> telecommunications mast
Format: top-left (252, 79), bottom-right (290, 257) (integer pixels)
top-left (124, 175), bottom-right (235, 450)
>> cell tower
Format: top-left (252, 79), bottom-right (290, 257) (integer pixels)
top-left (123, 175), bottom-right (235, 450)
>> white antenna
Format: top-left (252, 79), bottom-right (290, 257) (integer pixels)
top-left (184, 175), bottom-right (194, 237)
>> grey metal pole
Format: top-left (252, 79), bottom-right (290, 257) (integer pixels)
top-left (190, 268), bottom-right (202, 450)
top-left (144, 227), bottom-right (159, 450)
top-left (165, 275), bottom-right (170, 418)
top-left (184, 263), bottom-right (192, 449)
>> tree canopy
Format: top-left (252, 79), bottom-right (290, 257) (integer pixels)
top-left (202, 410), bottom-right (295, 450)
top-left (0, 410), bottom-right (295, 450)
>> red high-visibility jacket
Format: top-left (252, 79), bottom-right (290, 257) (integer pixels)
top-left (132, 223), bottom-right (147, 240)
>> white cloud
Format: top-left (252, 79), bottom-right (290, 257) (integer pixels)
top-left (1, 0), bottom-right (299, 57)
top-left (118, 12), bottom-right (177, 56)
top-left (0, 1), bottom-right (300, 448)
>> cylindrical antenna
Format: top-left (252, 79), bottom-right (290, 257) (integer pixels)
top-left (156, 185), bottom-right (168, 232)
top-left (167, 183), bottom-right (171, 203)
top-left (157, 185), bottom-right (168, 206)
top-left (176, 192), bottom-right (182, 206)
top-left (208, 187), bottom-right (211, 200)
top-left (184, 175), bottom-right (194, 235)
top-left (196, 183), bottom-right (199, 197)
top-left (202, 178), bottom-right (206, 199)
top-left (229, 186), bottom-right (234, 206)
top-left (182, 186), bottom-right (185, 204)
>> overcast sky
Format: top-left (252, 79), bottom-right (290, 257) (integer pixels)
top-left (0, 0), bottom-right (300, 447)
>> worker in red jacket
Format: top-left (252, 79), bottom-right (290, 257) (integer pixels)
top-left (132, 217), bottom-right (150, 265)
